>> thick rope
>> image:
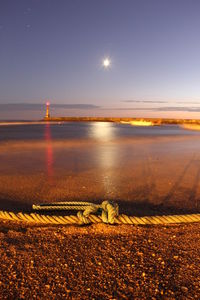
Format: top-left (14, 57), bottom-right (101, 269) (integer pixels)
top-left (0, 199), bottom-right (200, 225)
top-left (32, 200), bottom-right (118, 224)
top-left (32, 201), bottom-right (97, 211)
top-left (0, 211), bottom-right (200, 225)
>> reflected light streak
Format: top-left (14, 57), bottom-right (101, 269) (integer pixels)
top-left (44, 123), bottom-right (54, 181)
top-left (90, 122), bottom-right (115, 141)
top-left (90, 122), bottom-right (119, 197)
top-left (98, 146), bottom-right (119, 197)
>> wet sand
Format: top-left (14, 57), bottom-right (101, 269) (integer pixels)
top-left (0, 142), bottom-right (200, 216)
top-left (0, 134), bottom-right (200, 214)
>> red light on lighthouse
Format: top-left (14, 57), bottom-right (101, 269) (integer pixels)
top-left (45, 101), bottom-right (50, 119)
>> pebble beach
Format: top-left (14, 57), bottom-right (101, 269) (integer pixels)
top-left (0, 220), bottom-right (200, 299)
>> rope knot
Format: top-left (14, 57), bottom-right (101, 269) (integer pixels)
top-left (32, 200), bottom-right (119, 225)
top-left (77, 201), bottom-right (119, 225)
top-left (77, 204), bottom-right (99, 225)
top-left (101, 200), bottom-right (119, 224)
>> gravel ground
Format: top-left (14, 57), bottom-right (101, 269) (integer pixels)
top-left (0, 221), bottom-right (199, 299)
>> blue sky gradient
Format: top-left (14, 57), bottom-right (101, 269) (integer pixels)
top-left (1, 0), bottom-right (200, 119)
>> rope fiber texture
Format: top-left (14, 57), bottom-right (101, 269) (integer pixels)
top-left (0, 200), bottom-right (200, 225)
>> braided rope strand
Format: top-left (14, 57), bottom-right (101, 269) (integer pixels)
top-left (0, 200), bottom-right (199, 225)
top-left (0, 210), bottom-right (200, 225)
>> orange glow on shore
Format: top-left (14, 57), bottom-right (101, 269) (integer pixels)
top-left (120, 120), bottom-right (155, 126)
top-left (181, 124), bottom-right (200, 131)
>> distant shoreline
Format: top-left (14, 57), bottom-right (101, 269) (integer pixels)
top-left (43, 116), bottom-right (200, 125)
top-left (1, 117), bottom-right (200, 125)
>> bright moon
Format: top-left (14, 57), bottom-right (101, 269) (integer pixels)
top-left (102, 58), bottom-right (111, 68)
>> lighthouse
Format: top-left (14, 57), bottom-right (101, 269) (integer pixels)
top-left (45, 101), bottom-right (50, 119)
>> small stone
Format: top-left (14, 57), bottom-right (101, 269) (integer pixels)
top-left (181, 286), bottom-right (188, 293)
top-left (45, 285), bottom-right (50, 289)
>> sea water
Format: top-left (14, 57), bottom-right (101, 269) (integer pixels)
top-left (0, 122), bottom-right (200, 214)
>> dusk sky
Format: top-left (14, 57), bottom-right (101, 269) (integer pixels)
top-left (1, 0), bottom-right (200, 119)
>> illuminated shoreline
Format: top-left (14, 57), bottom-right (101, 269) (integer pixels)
top-left (43, 116), bottom-right (200, 125)
top-left (1, 117), bottom-right (200, 126)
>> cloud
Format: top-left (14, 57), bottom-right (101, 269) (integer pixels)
top-left (173, 102), bottom-right (200, 105)
top-left (1, 103), bottom-right (200, 115)
top-left (122, 100), bottom-right (168, 104)
top-left (52, 104), bottom-right (100, 109)
top-left (154, 106), bottom-right (200, 112)
top-left (121, 100), bottom-right (200, 105)
top-left (122, 100), bottom-right (200, 105)
top-left (0, 103), bottom-right (100, 111)
top-left (104, 106), bottom-right (200, 112)
top-left (103, 107), bottom-right (149, 111)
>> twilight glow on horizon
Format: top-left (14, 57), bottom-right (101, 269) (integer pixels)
top-left (1, 0), bottom-right (200, 120)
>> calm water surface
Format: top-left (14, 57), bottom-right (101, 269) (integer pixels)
top-left (0, 122), bottom-right (200, 213)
